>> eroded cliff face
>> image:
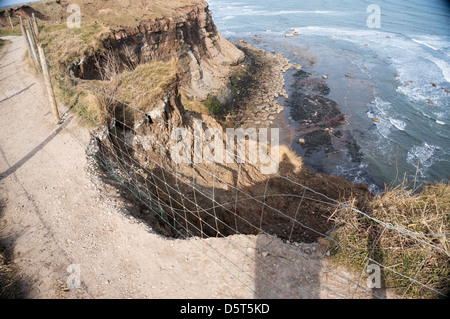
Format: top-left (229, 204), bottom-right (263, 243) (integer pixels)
top-left (0, 6), bottom-right (44, 27)
top-left (74, 1), bottom-right (244, 102)
top-left (67, 2), bottom-right (370, 242)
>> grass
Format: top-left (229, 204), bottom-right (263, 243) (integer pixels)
top-left (181, 93), bottom-right (210, 115)
top-left (52, 57), bottom-right (179, 129)
top-left (17, 0), bottom-right (204, 126)
top-left (0, 244), bottom-right (22, 299)
top-left (327, 181), bottom-right (449, 299)
top-left (30, 0), bottom-right (205, 29)
top-left (38, 21), bottom-right (112, 69)
top-left (53, 78), bottom-right (102, 128)
top-left (204, 95), bottom-right (222, 115)
top-left (0, 25), bottom-right (21, 37)
top-left (25, 0), bottom-right (205, 68)
top-left (115, 58), bottom-right (178, 113)
top-left (0, 38), bottom-right (10, 51)
top-left (0, 201), bottom-right (22, 299)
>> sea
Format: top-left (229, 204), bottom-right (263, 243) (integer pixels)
top-left (208, 0), bottom-right (450, 192)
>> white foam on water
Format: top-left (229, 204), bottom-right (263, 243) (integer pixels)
top-left (367, 98), bottom-right (396, 139)
top-left (406, 143), bottom-right (438, 173)
top-left (422, 112), bottom-right (432, 120)
top-left (212, 4), bottom-right (351, 18)
top-left (436, 120), bottom-right (445, 125)
top-left (289, 26), bottom-right (450, 92)
top-left (410, 35), bottom-right (450, 52)
top-left (411, 38), bottom-right (440, 51)
top-left (428, 57), bottom-right (450, 84)
top-left (389, 118), bottom-right (406, 131)
top-left (292, 26), bottom-right (383, 39)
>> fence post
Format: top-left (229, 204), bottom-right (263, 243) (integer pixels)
top-left (32, 13), bottom-right (39, 37)
top-left (26, 19), bottom-right (37, 44)
top-left (25, 28), bottom-right (40, 71)
top-left (8, 15), bottom-right (14, 30)
top-left (38, 45), bottom-right (60, 124)
top-left (21, 24), bottom-right (40, 71)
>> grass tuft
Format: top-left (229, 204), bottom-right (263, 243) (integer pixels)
top-left (328, 181), bottom-right (449, 298)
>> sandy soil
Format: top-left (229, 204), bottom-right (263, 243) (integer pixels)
top-left (0, 35), bottom-right (389, 299)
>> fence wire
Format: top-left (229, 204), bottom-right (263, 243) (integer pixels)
top-left (33, 48), bottom-right (449, 299)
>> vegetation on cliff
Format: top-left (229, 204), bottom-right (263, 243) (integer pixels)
top-left (2, 0), bottom-right (447, 299)
top-left (329, 181), bottom-right (449, 298)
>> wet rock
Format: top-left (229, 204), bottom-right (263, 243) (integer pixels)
top-left (219, 42), bottom-right (291, 127)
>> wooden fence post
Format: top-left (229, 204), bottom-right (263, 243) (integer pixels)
top-left (25, 28), bottom-right (40, 71)
top-left (32, 13), bottom-right (39, 37)
top-left (21, 24), bottom-right (40, 71)
top-left (26, 19), bottom-right (37, 44)
top-left (8, 15), bottom-right (14, 30)
top-left (38, 45), bottom-right (60, 123)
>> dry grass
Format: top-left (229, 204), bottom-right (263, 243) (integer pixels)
top-left (26, 0), bottom-right (199, 124)
top-left (30, 0), bottom-right (205, 28)
top-left (181, 92), bottom-right (210, 115)
top-left (0, 202), bottom-right (22, 299)
top-left (52, 56), bottom-right (178, 129)
top-left (29, 0), bottom-right (206, 69)
top-left (0, 244), bottom-right (22, 299)
top-left (0, 38), bottom-right (10, 50)
top-left (0, 25), bottom-right (21, 37)
top-left (38, 21), bottom-right (112, 69)
top-left (115, 58), bottom-right (178, 112)
top-left (328, 181), bottom-right (449, 298)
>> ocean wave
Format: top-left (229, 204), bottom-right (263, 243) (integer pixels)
top-left (215, 9), bottom-right (350, 17)
top-left (422, 112), bottom-right (447, 126)
top-left (367, 98), bottom-right (408, 138)
top-left (389, 118), bottom-right (406, 131)
top-left (406, 143), bottom-right (438, 171)
top-left (428, 57), bottom-right (450, 83)
top-left (410, 35), bottom-right (450, 52)
top-left (290, 26), bottom-right (450, 87)
top-left (411, 38), bottom-right (440, 51)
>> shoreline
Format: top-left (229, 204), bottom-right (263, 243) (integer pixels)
top-left (218, 40), bottom-right (291, 129)
top-left (220, 39), bottom-right (374, 190)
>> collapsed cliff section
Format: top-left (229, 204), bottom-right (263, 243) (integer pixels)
top-left (32, 0), bottom-right (371, 242)
top-left (91, 77), bottom-right (371, 243)
top-left (110, 2), bottom-right (244, 102)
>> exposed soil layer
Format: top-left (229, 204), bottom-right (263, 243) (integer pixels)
top-left (86, 48), bottom-right (371, 245)
top-left (0, 6), bottom-right (45, 27)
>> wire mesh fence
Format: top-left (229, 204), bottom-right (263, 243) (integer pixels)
top-left (15, 9), bottom-right (447, 297)
top-left (41, 61), bottom-right (449, 299)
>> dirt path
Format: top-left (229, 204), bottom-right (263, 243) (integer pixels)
top-left (0, 35), bottom-right (386, 299)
